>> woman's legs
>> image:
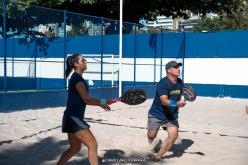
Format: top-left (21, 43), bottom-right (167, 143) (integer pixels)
top-left (57, 128), bottom-right (98, 165)
top-left (57, 133), bottom-right (82, 165)
top-left (75, 128), bottom-right (98, 165)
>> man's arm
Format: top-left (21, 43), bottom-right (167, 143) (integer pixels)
top-left (160, 95), bottom-right (186, 108)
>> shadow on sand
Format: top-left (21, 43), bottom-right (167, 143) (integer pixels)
top-left (0, 136), bottom-right (203, 165)
top-left (163, 139), bottom-right (205, 159)
top-left (0, 137), bottom-right (67, 164)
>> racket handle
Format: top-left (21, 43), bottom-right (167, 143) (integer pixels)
top-left (112, 98), bottom-right (121, 102)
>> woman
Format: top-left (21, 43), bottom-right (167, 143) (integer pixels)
top-left (57, 54), bottom-right (114, 165)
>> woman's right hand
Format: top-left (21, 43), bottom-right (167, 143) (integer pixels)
top-left (107, 99), bottom-right (116, 105)
top-left (100, 104), bottom-right (111, 111)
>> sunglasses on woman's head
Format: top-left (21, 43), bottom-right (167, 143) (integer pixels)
top-left (74, 57), bottom-right (86, 64)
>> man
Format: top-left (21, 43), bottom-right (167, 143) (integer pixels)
top-left (147, 60), bottom-right (186, 161)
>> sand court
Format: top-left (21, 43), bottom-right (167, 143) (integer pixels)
top-left (0, 97), bottom-right (248, 165)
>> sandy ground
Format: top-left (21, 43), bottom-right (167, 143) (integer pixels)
top-left (0, 97), bottom-right (248, 165)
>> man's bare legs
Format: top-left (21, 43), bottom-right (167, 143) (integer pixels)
top-left (147, 129), bottom-right (163, 153)
top-left (154, 127), bottom-right (178, 161)
top-left (147, 129), bottom-right (158, 144)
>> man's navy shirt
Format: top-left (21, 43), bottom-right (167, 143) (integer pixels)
top-left (149, 76), bottom-right (184, 120)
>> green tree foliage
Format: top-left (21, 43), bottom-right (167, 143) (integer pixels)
top-left (11, 0), bottom-right (247, 23)
top-left (3, 0), bottom-right (248, 33)
top-left (2, 0), bottom-right (247, 56)
top-left (194, 0), bottom-right (248, 31)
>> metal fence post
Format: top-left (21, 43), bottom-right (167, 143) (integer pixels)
top-left (34, 36), bottom-right (38, 89)
top-left (63, 10), bottom-right (67, 89)
top-left (182, 32), bottom-right (186, 81)
top-left (133, 23), bottom-right (137, 86)
top-left (160, 28), bottom-right (163, 79)
top-left (3, 0), bottom-right (7, 92)
top-left (100, 17), bottom-right (104, 87)
top-left (153, 34), bottom-right (157, 83)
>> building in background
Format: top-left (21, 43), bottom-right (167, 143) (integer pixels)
top-left (146, 16), bottom-right (174, 30)
top-left (143, 13), bottom-right (218, 31)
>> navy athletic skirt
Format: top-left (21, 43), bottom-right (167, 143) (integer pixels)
top-left (62, 115), bottom-right (90, 133)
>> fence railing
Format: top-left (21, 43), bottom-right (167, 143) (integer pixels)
top-left (0, 1), bottom-right (162, 92)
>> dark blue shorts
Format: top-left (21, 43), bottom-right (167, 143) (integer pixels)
top-left (62, 115), bottom-right (90, 133)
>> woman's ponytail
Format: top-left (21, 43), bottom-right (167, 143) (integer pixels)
top-left (65, 54), bottom-right (79, 78)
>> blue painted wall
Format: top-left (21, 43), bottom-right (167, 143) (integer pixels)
top-left (67, 36), bottom-right (102, 55)
top-left (1, 31), bottom-right (248, 58)
top-left (1, 31), bottom-right (248, 112)
top-left (1, 83), bottom-right (248, 111)
top-left (190, 84), bottom-right (248, 98)
top-left (0, 86), bottom-right (153, 111)
top-left (185, 31), bottom-right (248, 58)
top-left (1, 38), bottom-right (64, 58)
top-left (0, 77), bottom-right (65, 90)
top-left (0, 90), bottom-right (68, 112)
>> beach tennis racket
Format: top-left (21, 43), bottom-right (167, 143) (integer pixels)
top-left (183, 85), bottom-right (196, 102)
top-left (112, 89), bottom-right (147, 105)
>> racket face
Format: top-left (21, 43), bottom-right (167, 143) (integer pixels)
top-left (183, 85), bottom-right (196, 102)
top-left (121, 89), bottom-right (147, 105)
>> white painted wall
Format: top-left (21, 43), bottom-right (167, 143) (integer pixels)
top-left (1, 57), bottom-right (248, 86)
top-left (184, 58), bottom-right (248, 85)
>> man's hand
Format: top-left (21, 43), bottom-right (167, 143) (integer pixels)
top-left (177, 99), bottom-right (186, 107)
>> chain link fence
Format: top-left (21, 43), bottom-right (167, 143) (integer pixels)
top-left (0, 0), bottom-right (5, 90)
top-left (1, 1), bottom-right (160, 92)
top-left (3, 2), bottom-right (65, 91)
